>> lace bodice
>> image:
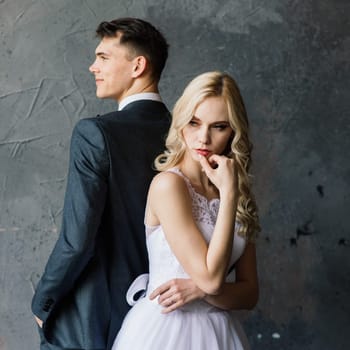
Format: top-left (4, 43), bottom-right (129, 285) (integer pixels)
top-left (145, 168), bottom-right (246, 296)
top-left (179, 170), bottom-right (220, 226)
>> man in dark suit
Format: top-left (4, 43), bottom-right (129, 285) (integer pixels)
top-left (31, 18), bottom-right (170, 350)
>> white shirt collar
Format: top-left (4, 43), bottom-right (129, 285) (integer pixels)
top-left (118, 93), bottom-right (162, 111)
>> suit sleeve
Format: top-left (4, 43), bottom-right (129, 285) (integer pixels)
top-left (31, 117), bottom-right (109, 322)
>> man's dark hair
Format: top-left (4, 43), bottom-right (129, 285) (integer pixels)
top-left (96, 18), bottom-right (168, 81)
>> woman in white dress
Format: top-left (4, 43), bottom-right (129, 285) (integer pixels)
top-left (112, 71), bottom-right (260, 350)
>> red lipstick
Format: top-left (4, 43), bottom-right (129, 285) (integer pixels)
top-left (196, 149), bottom-right (211, 157)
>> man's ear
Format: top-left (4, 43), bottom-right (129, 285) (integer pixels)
top-left (131, 56), bottom-right (147, 78)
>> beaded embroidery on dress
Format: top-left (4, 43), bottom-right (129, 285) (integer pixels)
top-left (112, 168), bottom-right (250, 350)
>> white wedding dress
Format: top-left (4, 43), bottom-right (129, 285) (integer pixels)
top-left (112, 168), bottom-right (250, 350)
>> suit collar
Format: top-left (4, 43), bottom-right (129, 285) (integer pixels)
top-left (118, 93), bottom-right (162, 111)
top-left (115, 100), bottom-right (170, 122)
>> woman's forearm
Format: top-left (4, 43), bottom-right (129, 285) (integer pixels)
top-left (205, 280), bottom-right (259, 310)
top-left (205, 192), bottom-right (237, 293)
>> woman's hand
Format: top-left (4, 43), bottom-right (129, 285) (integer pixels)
top-left (149, 279), bottom-right (206, 314)
top-left (199, 154), bottom-right (237, 196)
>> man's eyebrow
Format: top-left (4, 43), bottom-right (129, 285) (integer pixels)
top-left (95, 51), bottom-right (111, 57)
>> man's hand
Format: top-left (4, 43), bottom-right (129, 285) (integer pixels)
top-left (149, 279), bottom-right (206, 313)
top-left (34, 315), bottom-right (43, 328)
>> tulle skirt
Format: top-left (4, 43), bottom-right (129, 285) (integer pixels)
top-left (112, 297), bottom-right (250, 350)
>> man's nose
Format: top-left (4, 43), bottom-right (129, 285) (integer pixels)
top-left (89, 60), bottom-right (99, 73)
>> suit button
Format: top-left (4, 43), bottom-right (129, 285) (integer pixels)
top-left (43, 298), bottom-right (54, 312)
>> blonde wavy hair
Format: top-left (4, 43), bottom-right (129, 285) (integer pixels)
top-left (155, 71), bottom-right (260, 241)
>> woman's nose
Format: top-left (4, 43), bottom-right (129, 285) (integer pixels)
top-left (198, 127), bottom-right (210, 144)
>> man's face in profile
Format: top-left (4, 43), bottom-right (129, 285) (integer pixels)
top-left (89, 35), bottom-right (135, 102)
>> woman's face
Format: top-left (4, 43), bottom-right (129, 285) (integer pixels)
top-left (182, 96), bottom-right (233, 162)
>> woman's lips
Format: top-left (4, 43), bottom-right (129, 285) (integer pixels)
top-left (195, 149), bottom-right (211, 157)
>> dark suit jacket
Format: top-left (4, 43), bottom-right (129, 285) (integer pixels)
top-left (32, 100), bottom-right (170, 350)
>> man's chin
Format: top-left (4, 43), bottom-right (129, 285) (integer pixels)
top-left (96, 92), bottom-right (108, 99)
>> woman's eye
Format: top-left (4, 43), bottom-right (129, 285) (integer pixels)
top-left (213, 124), bottom-right (228, 130)
top-left (189, 120), bottom-right (198, 126)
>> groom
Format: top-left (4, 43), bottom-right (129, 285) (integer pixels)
top-left (31, 18), bottom-right (170, 349)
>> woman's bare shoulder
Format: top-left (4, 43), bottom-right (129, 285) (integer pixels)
top-left (149, 171), bottom-right (189, 199)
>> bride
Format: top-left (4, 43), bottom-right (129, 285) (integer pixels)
top-left (112, 71), bottom-right (260, 350)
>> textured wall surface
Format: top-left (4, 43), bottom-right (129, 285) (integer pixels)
top-left (1, 0), bottom-right (349, 349)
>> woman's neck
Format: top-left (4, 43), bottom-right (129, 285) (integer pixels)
top-left (178, 157), bottom-right (219, 199)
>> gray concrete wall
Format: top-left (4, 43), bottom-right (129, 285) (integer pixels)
top-left (1, 0), bottom-right (349, 349)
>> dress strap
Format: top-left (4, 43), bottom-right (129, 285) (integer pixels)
top-left (166, 167), bottom-right (186, 178)
top-left (166, 168), bottom-right (194, 194)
